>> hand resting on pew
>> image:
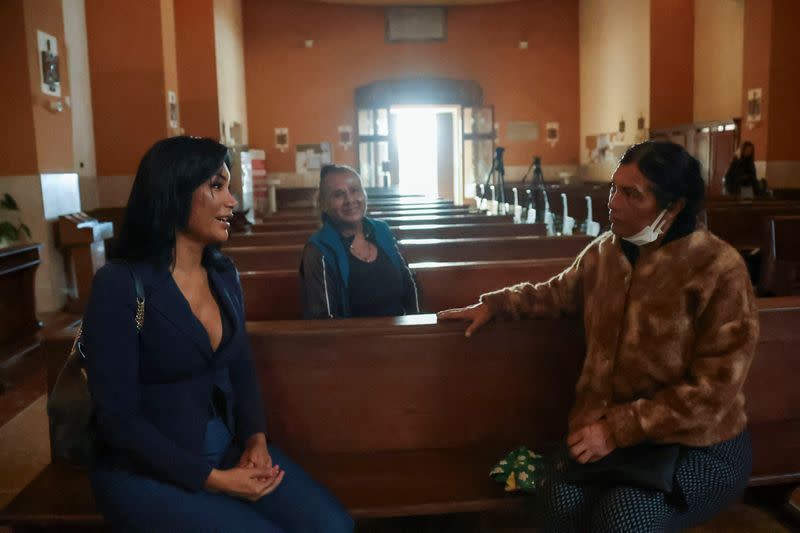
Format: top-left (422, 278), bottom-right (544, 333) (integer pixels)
top-left (437, 303), bottom-right (492, 337)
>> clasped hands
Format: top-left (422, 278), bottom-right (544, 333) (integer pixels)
top-left (205, 433), bottom-right (284, 501)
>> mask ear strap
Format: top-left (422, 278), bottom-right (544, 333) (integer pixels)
top-left (652, 209), bottom-right (669, 232)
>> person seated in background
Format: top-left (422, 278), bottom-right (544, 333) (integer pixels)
top-left (300, 164), bottom-right (420, 319)
top-left (84, 137), bottom-right (353, 532)
top-left (723, 141), bottom-right (759, 198)
top-left (440, 141), bottom-right (758, 532)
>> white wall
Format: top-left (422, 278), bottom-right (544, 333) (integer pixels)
top-left (214, 0), bottom-right (248, 145)
top-left (694, 0), bottom-right (744, 123)
top-left (579, 0), bottom-right (650, 177)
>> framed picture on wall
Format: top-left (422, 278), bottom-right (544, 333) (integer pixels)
top-left (386, 7), bottom-right (446, 42)
top-left (37, 30), bottom-right (60, 96)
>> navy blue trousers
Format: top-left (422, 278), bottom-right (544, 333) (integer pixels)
top-left (90, 418), bottom-right (353, 532)
top-left (537, 431), bottom-right (752, 532)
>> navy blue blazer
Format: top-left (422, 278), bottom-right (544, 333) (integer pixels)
top-left (83, 256), bottom-right (266, 492)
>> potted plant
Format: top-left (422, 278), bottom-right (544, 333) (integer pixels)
top-left (0, 193), bottom-right (31, 248)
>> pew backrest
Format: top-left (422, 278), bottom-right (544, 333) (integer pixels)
top-left (226, 235), bottom-right (591, 271)
top-left (227, 223), bottom-right (547, 248)
top-left (758, 215), bottom-right (800, 296)
top-left (238, 258), bottom-right (573, 320)
top-left (40, 297), bottom-right (800, 486)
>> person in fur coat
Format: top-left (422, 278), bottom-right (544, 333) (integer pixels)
top-left (440, 141), bottom-right (758, 532)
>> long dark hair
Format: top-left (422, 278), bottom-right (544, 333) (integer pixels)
top-left (113, 136), bottom-right (231, 269)
top-left (618, 141), bottom-right (705, 237)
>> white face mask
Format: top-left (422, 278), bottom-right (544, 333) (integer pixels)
top-left (622, 209), bottom-right (669, 246)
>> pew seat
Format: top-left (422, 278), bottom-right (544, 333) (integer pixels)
top-left (0, 446), bottom-right (527, 530)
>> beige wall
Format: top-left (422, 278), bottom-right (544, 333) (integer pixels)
top-left (214, 0), bottom-right (248, 145)
top-left (62, 0), bottom-right (99, 211)
top-left (579, 0), bottom-right (650, 169)
top-left (161, 0), bottom-right (181, 136)
top-left (694, 0), bottom-right (744, 122)
top-left (23, 0), bottom-right (75, 173)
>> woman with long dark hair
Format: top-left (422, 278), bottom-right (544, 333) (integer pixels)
top-left (440, 141), bottom-right (758, 531)
top-left (84, 137), bottom-right (352, 532)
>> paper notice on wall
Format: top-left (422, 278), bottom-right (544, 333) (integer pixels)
top-left (168, 91), bottom-right (179, 129)
top-left (296, 143), bottom-right (332, 173)
top-left (338, 125), bottom-right (353, 150)
top-left (546, 122), bottom-right (559, 147)
top-left (275, 128), bottom-right (289, 152)
top-left (38, 30), bottom-right (61, 96)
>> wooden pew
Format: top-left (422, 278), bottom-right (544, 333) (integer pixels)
top-left (412, 258), bottom-right (570, 311)
top-left (486, 182), bottom-right (612, 229)
top-left (394, 223), bottom-right (546, 240)
top-left (400, 235), bottom-right (592, 264)
top-left (226, 235), bottom-right (592, 271)
top-left (275, 187), bottom-right (448, 208)
top-left (227, 223), bottom-right (546, 248)
top-left (758, 215), bottom-right (800, 296)
top-left (368, 208), bottom-right (472, 218)
top-left (238, 257), bottom-right (573, 320)
top-left (705, 204), bottom-right (800, 251)
top-left (260, 204), bottom-right (467, 221)
top-left (247, 220), bottom-right (322, 232)
top-left (4, 298), bottom-right (800, 529)
top-left (250, 214), bottom-right (513, 233)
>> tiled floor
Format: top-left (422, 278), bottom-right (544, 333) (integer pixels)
top-left (0, 395), bottom-right (49, 510)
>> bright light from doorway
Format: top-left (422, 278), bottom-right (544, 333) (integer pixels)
top-left (393, 108), bottom-right (438, 197)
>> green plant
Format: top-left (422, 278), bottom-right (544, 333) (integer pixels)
top-left (0, 193), bottom-right (31, 244)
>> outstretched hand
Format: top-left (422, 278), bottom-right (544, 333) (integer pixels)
top-left (437, 302), bottom-right (492, 338)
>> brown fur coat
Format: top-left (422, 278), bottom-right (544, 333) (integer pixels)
top-left (480, 229), bottom-right (759, 447)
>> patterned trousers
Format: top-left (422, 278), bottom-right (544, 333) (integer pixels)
top-left (537, 431), bottom-right (752, 532)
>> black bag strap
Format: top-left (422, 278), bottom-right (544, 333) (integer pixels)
top-left (78, 263), bottom-right (145, 348)
top-left (129, 265), bottom-right (145, 332)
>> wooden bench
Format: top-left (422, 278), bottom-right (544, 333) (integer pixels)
top-left (251, 214), bottom-right (513, 233)
top-left (759, 215), bottom-right (800, 297)
top-left (3, 298), bottom-right (800, 529)
top-left (260, 204), bottom-right (468, 221)
top-left (705, 204), bottom-right (800, 251)
top-left (227, 222), bottom-right (547, 248)
top-left (273, 185), bottom-right (448, 208)
top-left (367, 207), bottom-right (472, 217)
top-left (226, 235), bottom-right (592, 271)
top-left (238, 257), bottom-right (573, 320)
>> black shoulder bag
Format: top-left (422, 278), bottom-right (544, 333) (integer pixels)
top-left (47, 267), bottom-right (145, 467)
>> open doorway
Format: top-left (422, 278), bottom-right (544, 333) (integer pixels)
top-left (390, 105), bottom-right (461, 200)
